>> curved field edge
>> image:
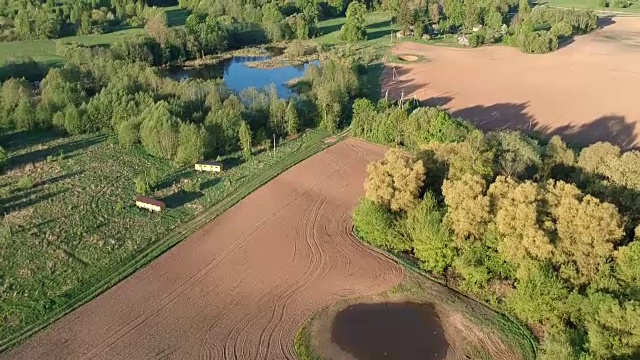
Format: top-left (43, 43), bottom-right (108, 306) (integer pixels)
top-left (294, 233), bottom-right (537, 360)
top-left (0, 131), bottom-right (344, 353)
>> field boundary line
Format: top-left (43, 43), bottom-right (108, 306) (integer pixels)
top-left (0, 133), bottom-right (346, 354)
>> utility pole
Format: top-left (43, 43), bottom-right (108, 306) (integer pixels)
top-left (273, 133), bottom-right (276, 157)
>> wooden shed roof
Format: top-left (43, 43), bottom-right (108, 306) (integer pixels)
top-left (135, 196), bottom-right (166, 208)
top-left (196, 160), bottom-right (223, 166)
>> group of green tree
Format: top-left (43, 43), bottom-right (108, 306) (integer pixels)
top-left (352, 100), bottom-right (640, 359)
top-left (0, 0), bottom-right (174, 41)
top-left (372, 0), bottom-right (598, 53)
top-left (0, 37), bottom-right (367, 170)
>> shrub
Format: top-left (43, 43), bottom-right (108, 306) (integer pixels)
top-left (17, 176), bottom-right (33, 190)
top-left (135, 169), bottom-right (159, 196)
top-left (611, 0), bottom-right (630, 7)
top-left (468, 31), bottom-right (485, 47)
top-left (183, 178), bottom-right (202, 193)
top-left (550, 21), bottom-right (573, 38)
top-left (517, 30), bottom-right (558, 54)
top-left (414, 21), bottom-right (425, 39)
top-left (353, 198), bottom-right (411, 251)
top-left (0, 146), bottom-right (8, 171)
top-left (597, 0), bottom-right (609, 7)
top-left (407, 193), bottom-right (457, 274)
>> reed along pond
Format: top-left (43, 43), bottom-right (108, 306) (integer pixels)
top-left (331, 302), bottom-right (448, 360)
top-left (166, 56), bottom-right (319, 98)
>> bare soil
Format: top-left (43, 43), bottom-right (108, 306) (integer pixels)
top-left (382, 16), bottom-right (640, 149)
top-left (1, 139), bottom-right (404, 360)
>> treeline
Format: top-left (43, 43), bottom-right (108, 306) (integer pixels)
top-left (0, 44), bottom-right (366, 166)
top-left (178, 0), bottom-right (329, 42)
top-left (0, 0), bottom-right (153, 41)
top-left (352, 101), bottom-right (640, 359)
top-left (380, 0), bottom-right (597, 53)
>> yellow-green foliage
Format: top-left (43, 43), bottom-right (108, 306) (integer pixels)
top-left (364, 148), bottom-right (426, 213)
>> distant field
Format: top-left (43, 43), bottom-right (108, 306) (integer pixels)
top-left (541, 0), bottom-right (640, 13)
top-left (0, 6), bottom-right (186, 66)
top-left (315, 12), bottom-right (399, 46)
top-left (0, 128), bottom-right (330, 351)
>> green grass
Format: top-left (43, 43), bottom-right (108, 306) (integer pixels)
top-left (0, 5), bottom-right (185, 67)
top-left (540, 0), bottom-right (640, 13)
top-left (0, 128), bottom-right (333, 352)
top-left (315, 12), bottom-right (400, 46)
top-left (294, 318), bottom-right (324, 360)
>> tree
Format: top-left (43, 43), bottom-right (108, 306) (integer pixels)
top-left (145, 10), bottom-right (169, 45)
top-left (407, 193), bottom-right (457, 273)
top-left (546, 180), bottom-right (624, 285)
top-left (488, 176), bottom-right (553, 276)
top-left (542, 135), bottom-right (575, 179)
top-left (269, 98), bottom-right (288, 136)
top-left (339, 1), bottom-right (367, 41)
top-left (176, 122), bottom-right (207, 165)
top-left (584, 293), bottom-right (640, 359)
top-left (14, 98), bottom-right (36, 131)
top-left (428, 2), bottom-right (440, 24)
top-left (507, 266), bottom-right (570, 326)
top-left (139, 102), bottom-right (180, 159)
top-left (118, 119), bottom-right (141, 147)
top-left (399, 2), bottom-right (415, 34)
top-left (442, 0), bottom-right (464, 29)
top-left (239, 120), bottom-right (253, 161)
top-left (353, 198), bottom-right (411, 251)
top-left (135, 169), bottom-right (160, 196)
top-left (445, 130), bottom-right (495, 180)
top-left (616, 240), bottom-right (640, 298)
top-left (63, 104), bottom-right (83, 135)
top-left (351, 98), bottom-right (377, 139)
top-left (262, 2), bottom-right (286, 42)
top-left (0, 146), bottom-right (8, 171)
top-left (490, 130), bottom-right (541, 179)
top-left (519, 0), bottom-right (531, 14)
top-left (285, 100), bottom-right (300, 136)
top-left (364, 148), bottom-right (426, 212)
top-left (442, 173), bottom-right (490, 244)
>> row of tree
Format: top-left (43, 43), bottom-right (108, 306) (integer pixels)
top-left (352, 101), bottom-right (640, 359)
top-left (0, 0), bottom-right (154, 41)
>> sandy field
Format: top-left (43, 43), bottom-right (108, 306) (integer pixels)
top-left (2, 139), bottom-right (404, 360)
top-left (382, 16), bottom-right (640, 149)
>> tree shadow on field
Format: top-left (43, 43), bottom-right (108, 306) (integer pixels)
top-left (598, 16), bottom-right (616, 30)
top-left (367, 20), bottom-right (391, 30)
top-left (317, 22), bottom-right (344, 36)
top-left (200, 177), bottom-right (221, 191)
top-left (161, 190), bottom-right (203, 209)
top-left (0, 129), bottom-right (65, 152)
top-left (367, 29), bottom-right (393, 41)
top-left (421, 95), bottom-right (453, 108)
top-left (1, 188), bottom-right (68, 214)
top-left (8, 134), bottom-right (105, 170)
top-left (541, 114), bottom-right (638, 150)
top-left (450, 102), bottom-right (639, 150)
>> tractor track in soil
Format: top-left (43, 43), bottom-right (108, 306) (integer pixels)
top-left (2, 138), bottom-right (403, 360)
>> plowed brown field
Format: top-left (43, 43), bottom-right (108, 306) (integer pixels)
top-left (383, 16), bottom-right (640, 148)
top-left (2, 139), bottom-right (403, 360)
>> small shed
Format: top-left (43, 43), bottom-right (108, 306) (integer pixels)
top-left (195, 160), bottom-right (223, 173)
top-left (135, 196), bottom-right (166, 212)
top-left (472, 25), bottom-right (483, 32)
top-left (457, 34), bottom-right (469, 46)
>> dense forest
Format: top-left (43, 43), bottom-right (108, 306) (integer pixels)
top-left (351, 100), bottom-right (640, 359)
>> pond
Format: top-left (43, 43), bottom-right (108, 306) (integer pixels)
top-left (331, 302), bottom-right (448, 360)
top-left (166, 56), bottom-right (319, 98)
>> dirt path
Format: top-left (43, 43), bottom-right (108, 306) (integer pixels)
top-left (382, 16), bottom-right (640, 149)
top-left (2, 139), bottom-right (403, 360)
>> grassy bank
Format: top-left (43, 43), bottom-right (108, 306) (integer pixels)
top-left (0, 128), bottom-right (333, 352)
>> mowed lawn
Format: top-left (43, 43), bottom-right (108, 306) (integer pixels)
top-left (0, 128), bottom-right (330, 350)
top-left (315, 12), bottom-right (399, 46)
top-left (0, 6), bottom-right (187, 66)
top-left (540, 0), bottom-right (640, 13)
